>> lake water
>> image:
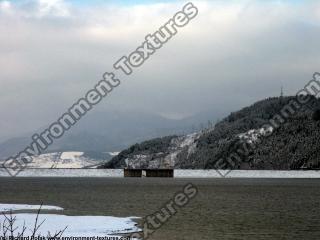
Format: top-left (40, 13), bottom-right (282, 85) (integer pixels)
top-left (0, 178), bottom-right (319, 239)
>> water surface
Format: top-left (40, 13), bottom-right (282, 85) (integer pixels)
top-left (0, 178), bottom-right (319, 240)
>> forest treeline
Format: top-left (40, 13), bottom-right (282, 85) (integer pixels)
top-left (102, 96), bottom-right (320, 170)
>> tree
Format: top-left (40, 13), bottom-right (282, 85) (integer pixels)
top-left (312, 109), bottom-right (320, 121)
top-left (1, 203), bottom-right (67, 240)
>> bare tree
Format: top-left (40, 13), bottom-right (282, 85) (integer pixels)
top-left (1, 203), bottom-right (67, 240)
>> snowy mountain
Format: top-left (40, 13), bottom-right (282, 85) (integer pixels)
top-left (24, 151), bottom-right (116, 169)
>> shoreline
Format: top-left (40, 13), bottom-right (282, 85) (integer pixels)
top-left (0, 168), bottom-right (319, 178)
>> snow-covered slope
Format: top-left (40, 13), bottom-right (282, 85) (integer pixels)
top-left (238, 127), bottom-right (273, 144)
top-left (110, 133), bottom-right (202, 169)
top-left (27, 152), bottom-right (102, 169)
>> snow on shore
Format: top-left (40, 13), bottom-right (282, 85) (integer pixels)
top-left (0, 214), bottom-right (140, 237)
top-left (0, 168), bottom-right (123, 177)
top-left (175, 170), bottom-right (320, 178)
top-left (0, 204), bottom-right (141, 238)
top-left (0, 168), bottom-right (319, 178)
top-left (0, 203), bottom-right (63, 212)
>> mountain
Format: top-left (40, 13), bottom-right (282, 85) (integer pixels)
top-left (0, 110), bottom-right (226, 160)
top-left (27, 151), bottom-right (105, 169)
top-left (0, 151), bottom-right (117, 169)
top-left (102, 96), bottom-right (320, 170)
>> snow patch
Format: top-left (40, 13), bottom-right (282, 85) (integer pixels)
top-left (60, 152), bottom-right (84, 161)
top-left (169, 132), bottom-right (201, 160)
top-left (108, 152), bottom-right (120, 156)
top-left (27, 152), bottom-right (101, 169)
top-left (0, 203), bottom-right (141, 238)
top-left (0, 204), bottom-right (63, 212)
top-left (238, 126), bottom-right (273, 143)
top-left (0, 214), bottom-right (140, 237)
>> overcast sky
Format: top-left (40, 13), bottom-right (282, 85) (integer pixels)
top-left (0, 0), bottom-right (320, 140)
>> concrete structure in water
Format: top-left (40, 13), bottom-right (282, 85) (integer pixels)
top-left (124, 169), bottom-right (174, 178)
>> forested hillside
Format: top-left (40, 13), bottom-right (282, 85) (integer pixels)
top-left (102, 96), bottom-right (320, 170)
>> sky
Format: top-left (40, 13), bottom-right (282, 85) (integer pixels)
top-left (0, 0), bottom-right (320, 140)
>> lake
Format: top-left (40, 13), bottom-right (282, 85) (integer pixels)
top-left (0, 178), bottom-right (319, 239)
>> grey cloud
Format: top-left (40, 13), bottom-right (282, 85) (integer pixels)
top-left (0, 0), bottom-right (319, 140)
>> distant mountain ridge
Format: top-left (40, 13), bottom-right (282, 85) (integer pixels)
top-left (0, 110), bottom-right (226, 160)
top-left (102, 96), bottom-right (320, 170)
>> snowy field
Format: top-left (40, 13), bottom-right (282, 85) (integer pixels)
top-left (0, 168), bottom-right (320, 178)
top-left (0, 203), bottom-right (141, 238)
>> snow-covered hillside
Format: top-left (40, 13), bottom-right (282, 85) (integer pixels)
top-left (27, 151), bottom-right (103, 169)
top-left (103, 96), bottom-right (320, 170)
top-left (115, 132), bottom-right (201, 169)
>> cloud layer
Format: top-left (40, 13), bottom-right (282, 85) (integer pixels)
top-left (1, 0), bottom-right (320, 140)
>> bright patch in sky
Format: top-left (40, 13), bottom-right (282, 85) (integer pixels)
top-left (67, 0), bottom-right (176, 6)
